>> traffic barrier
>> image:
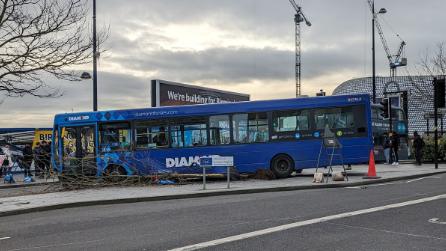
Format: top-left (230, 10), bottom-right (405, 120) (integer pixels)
top-left (363, 149), bottom-right (381, 179)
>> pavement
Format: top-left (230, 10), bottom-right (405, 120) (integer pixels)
top-left (0, 174), bottom-right (58, 189)
top-left (0, 163), bottom-right (445, 217)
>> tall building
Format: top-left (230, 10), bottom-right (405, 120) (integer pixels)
top-left (333, 76), bottom-right (444, 135)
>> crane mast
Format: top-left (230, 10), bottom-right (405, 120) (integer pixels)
top-left (289, 0), bottom-right (311, 97)
top-left (367, 0), bottom-right (407, 78)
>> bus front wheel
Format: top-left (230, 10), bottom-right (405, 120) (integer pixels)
top-left (271, 154), bottom-right (294, 179)
top-left (105, 165), bottom-right (126, 177)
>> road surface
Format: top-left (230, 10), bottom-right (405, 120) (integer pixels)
top-left (1, 174), bottom-right (445, 251)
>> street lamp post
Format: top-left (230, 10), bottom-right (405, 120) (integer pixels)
top-left (92, 0), bottom-right (98, 112)
top-left (372, 0), bottom-right (376, 104)
top-left (371, 1), bottom-right (386, 104)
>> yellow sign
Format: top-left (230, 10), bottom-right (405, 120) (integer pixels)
top-left (32, 130), bottom-right (53, 149)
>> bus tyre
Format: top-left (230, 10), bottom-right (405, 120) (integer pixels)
top-left (105, 165), bottom-right (126, 183)
top-left (271, 154), bottom-right (294, 179)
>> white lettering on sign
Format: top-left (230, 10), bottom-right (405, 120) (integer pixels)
top-left (135, 111), bottom-right (178, 117)
top-left (166, 90), bottom-right (237, 104)
top-left (68, 115), bottom-right (90, 121)
top-left (211, 156), bottom-right (234, 166)
top-left (199, 156), bottom-right (234, 167)
top-left (166, 156), bottom-right (201, 168)
top-left (347, 97), bottom-right (362, 102)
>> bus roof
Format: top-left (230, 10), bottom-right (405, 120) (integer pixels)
top-left (54, 94), bottom-right (370, 125)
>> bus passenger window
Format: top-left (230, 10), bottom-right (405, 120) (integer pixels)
top-left (315, 107), bottom-right (359, 132)
top-left (170, 125), bottom-right (184, 148)
top-left (135, 122), bottom-right (169, 149)
top-left (153, 127), bottom-right (168, 147)
top-left (184, 123), bottom-right (207, 147)
top-left (62, 127), bottom-right (77, 158)
top-left (53, 127), bottom-right (60, 166)
top-left (296, 111), bottom-right (309, 130)
top-left (169, 119), bottom-right (207, 148)
top-left (248, 113), bottom-right (269, 143)
top-left (233, 114), bottom-right (248, 144)
top-left (99, 123), bottom-right (131, 152)
top-left (274, 114), bottom-right (295, 132)
top-left (209, 115), bottom-right (230, 145)
top-left (315, 108), bottom-right (352, 129)
top-left (273, 110), bottom-right (308, 132)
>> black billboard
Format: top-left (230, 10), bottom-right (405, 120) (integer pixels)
top-left (150, 79), bottom-right (250, 107)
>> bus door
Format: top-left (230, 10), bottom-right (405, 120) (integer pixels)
top-left (61, 124), bottom-right (96, 175)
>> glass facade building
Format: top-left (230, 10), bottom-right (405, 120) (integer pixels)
top-left (332, 76), bottom-right (444, 135)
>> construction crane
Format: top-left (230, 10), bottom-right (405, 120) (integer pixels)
top-left (367, 0), bottom-right (407, 78)
top-left (289, 0), bottom-right (311, 97)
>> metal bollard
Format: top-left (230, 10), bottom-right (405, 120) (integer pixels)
top-left (227, 166), bottom-right (230, 189)
top-left (203, 166), bottom-right (206, 190)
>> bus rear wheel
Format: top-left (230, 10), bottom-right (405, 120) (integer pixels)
top-left (271, 154), bottom-right (294, 179)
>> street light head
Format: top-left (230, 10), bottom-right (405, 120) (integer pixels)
top-left (306, 21), bottom-right (312, 26)
top-left (378, 8), bottom-right (387, 14)
top-left (80, 72), bottom-right (92, 80)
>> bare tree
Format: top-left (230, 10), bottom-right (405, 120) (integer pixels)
top-left (419, 42), bottom-right (446, 77)
top-left (0, 0), bottom-right (100, 97)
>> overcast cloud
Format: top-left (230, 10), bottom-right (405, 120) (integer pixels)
top-left (1, 0), bottom-right (445, 127)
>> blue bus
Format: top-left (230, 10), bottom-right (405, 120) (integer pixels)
top-left (51, 94), bottom-right (373, 178)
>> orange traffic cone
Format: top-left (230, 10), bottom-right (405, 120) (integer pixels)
top-left (363, 149), bottom-right (381, 179)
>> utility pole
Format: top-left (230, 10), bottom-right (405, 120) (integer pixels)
top-left (433, 78), bottom-right (446, 169)
top-left (368, 0), bottom-right (407, 103)
top-left (93, 0), bottom-right (98, 111)
top-left (372, 0), bottom-right (376, 103)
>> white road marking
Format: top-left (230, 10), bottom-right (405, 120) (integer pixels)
top-left (344, 186), bottom-right (363, 189)
top-left (0, 237), bottom-right (11, 241)
top-left (6, 238), bottom-right (105, 251)
top-left (429, 218), bottom-right (446, 225)
top-left (345, 182), bottom-right (398, 189)
top-left (327, 222), bottom-right (446, 241)
top-left (367, 182), bottom-right (399, 187)
top-left (169, 194), bottom-right (446, 251)
top-left (407, 176), bottom-right (441, 183)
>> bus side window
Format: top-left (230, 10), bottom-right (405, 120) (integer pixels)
top-left (315, 108), bottom-right (355, 130)
top-left (209, 115), bottom-right (230, 145)
top-left (233, 113), bottom-right (269, 144)
top-left (184, 123), bottom-right (207, 147)
top-left (170, 118), bottom-right (207, 148)
top-left (99, 123), bottom-right (131, 152)
top-left (53, 127), bottom-right (60, 166)
top-left (170, 125), bottom-right (184, 148)
top-left (248, 113), bottom-right (269, 143)
top-left (135, 122), bottom-right (169, 149)
top-left (63, 127), bottom-right (77, 158)
top-left (273, 110), bottom-right (308, 132)
top-left (233, 114), bottom-right (249, 144)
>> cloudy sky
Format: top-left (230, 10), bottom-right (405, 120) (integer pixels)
top-left (1, 0), bottom-right (444, 128)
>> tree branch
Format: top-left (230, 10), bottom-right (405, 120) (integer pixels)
top-left (0, 0), bottom-right (107, 98)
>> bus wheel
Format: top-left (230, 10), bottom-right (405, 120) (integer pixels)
top-left (105, 165), bottom-right (126, 182)
top-left (271, 154), bottom-right (294, 179)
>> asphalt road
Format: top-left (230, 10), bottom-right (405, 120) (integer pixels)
top-left (0, 174), bottom-right (445, 251)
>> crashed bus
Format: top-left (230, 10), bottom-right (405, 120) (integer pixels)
top-left (51, 94), bottom-right (373, 178)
